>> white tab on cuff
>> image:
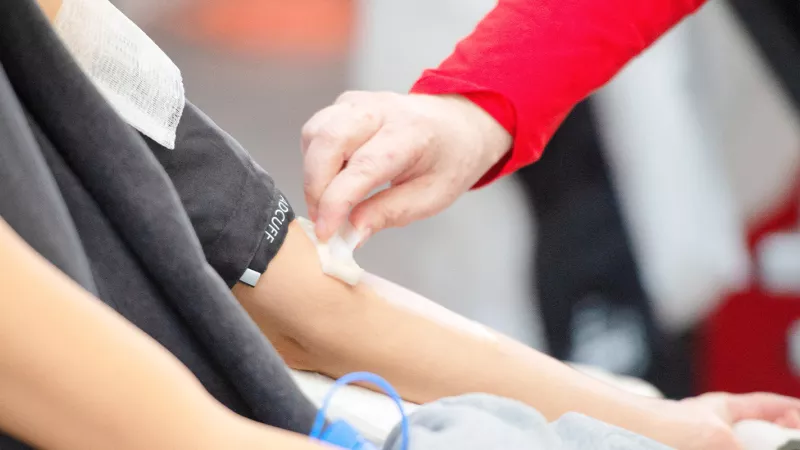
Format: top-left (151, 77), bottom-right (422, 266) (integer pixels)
top-left (239, 268), bottom-right (262, 287)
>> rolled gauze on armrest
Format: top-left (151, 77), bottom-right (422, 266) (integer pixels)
top-left (734, 420), bottom-right (800, 450)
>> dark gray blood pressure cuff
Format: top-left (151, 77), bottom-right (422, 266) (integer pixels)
top-left (146, 102), bottom-right (294, 288)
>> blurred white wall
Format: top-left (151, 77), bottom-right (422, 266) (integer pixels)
top-left (690, 1), bottom-right (800, 224)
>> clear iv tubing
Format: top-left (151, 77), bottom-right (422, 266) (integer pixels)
top-left (309, 372), bottom-right (410, 450)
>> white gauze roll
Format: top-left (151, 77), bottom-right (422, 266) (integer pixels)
top-left (54, 0), bottom-right (185, 149)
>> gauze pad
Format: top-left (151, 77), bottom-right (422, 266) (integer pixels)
top-left (54, 0), bottom-right (185, 149)
top-left (297, 217), bottom-right (365, 285)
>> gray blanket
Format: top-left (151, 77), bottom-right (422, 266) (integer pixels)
top-left (384, 394), bottom-right (673, 450)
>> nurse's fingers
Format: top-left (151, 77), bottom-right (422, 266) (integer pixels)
top-left (301, 102), bottom-right (382, 221)
top-left (348, 174), bottom-right (448, 241)
top-left (314, 127), bottom-right (420, 241)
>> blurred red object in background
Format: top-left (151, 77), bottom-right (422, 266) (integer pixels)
top-left (173, 0), bottom-right (353, 58)
top-left (699, 174), bottom-right (800, 397)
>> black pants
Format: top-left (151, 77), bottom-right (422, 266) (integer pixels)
top-left (516, 100), bottom-right (674, 389)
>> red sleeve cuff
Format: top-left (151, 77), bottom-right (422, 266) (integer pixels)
top-left (409, 0), bottom-right (706, 188)
top-left (412, 72), bottom-right (551, 188)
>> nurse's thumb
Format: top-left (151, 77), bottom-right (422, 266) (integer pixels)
top-left (349, 181), bottom-right (442, 243)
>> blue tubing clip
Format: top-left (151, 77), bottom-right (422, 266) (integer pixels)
top-left (309, 372), bottom-right (410, 450)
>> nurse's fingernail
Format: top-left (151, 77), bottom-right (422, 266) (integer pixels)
top-left (315, 218), bottom-right (328, 241)
top-left (356, 228), bottom-right (372, 249)
top-left (341, 223), bottom-right (362, 251)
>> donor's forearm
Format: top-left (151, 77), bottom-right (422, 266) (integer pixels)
top-left (234, 223), bottom-right (677, 444)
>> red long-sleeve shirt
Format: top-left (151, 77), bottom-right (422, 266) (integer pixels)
top-left (410, 0), bottom-right (707, 186)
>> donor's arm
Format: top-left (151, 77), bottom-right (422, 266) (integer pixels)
top-left (235, 220), bottom-right (800, 450)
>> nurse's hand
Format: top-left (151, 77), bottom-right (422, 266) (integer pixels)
top-left (301, 91), bottom-right (511, 242)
